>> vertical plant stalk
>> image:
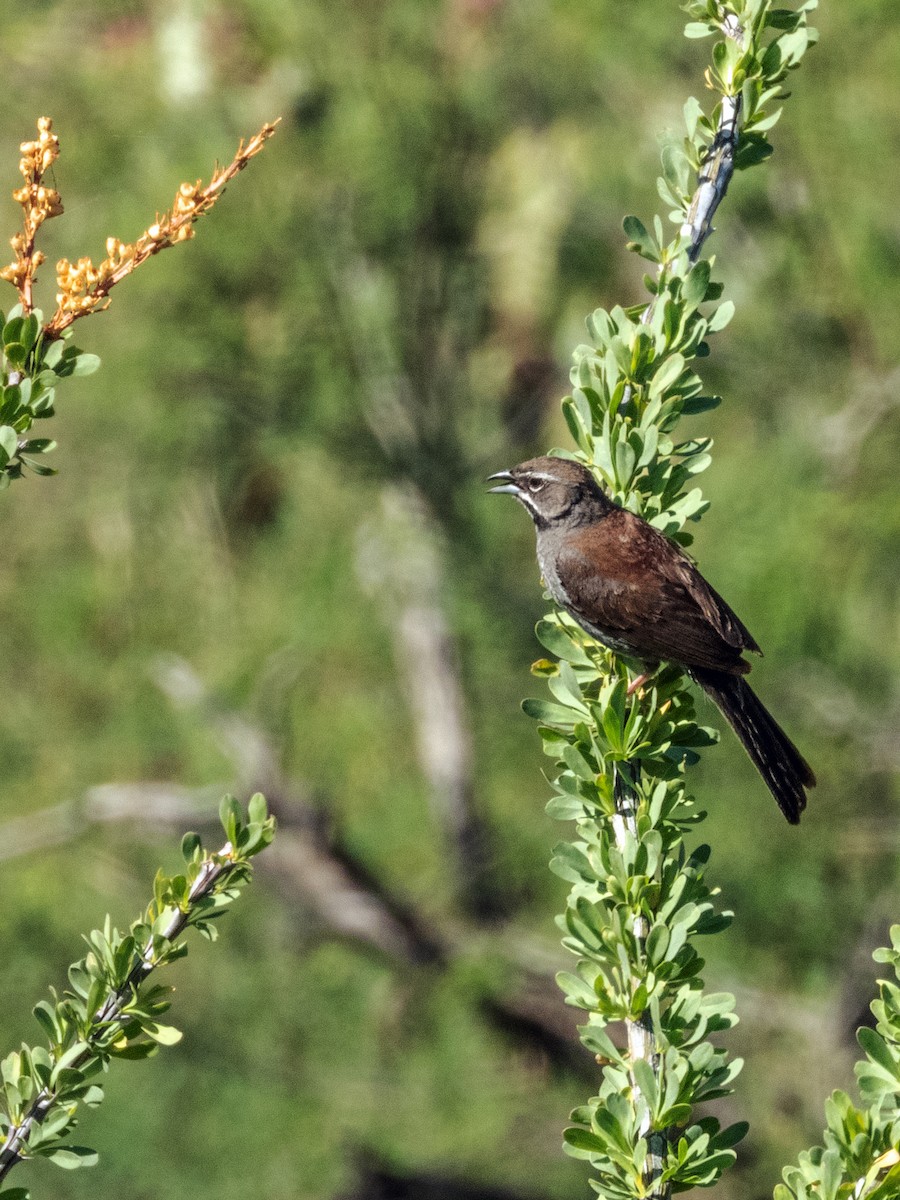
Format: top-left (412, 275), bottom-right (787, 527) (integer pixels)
top-left (612, 764), bottom-right (666, 1196)
top-left (612, 13), bottom-right (747, 1196)
top-left (525, 4), bottom-right (817, 1197)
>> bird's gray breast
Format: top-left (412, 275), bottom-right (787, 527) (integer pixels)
top-left (535, 533), bottom-right (570, 613)
top-left (535, 529), bottom-right (640, 659)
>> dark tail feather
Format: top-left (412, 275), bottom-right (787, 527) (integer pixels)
top-left (691, 668), bottom-right (816, 824)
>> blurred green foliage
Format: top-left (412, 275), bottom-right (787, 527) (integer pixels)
top-left (0, 1), bottom-right (897, 1197)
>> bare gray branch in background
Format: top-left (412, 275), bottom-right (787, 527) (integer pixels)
top-left (356, 485), bottom-right (501, 919)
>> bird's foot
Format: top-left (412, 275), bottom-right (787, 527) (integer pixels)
top-left (626, 672), bottom-right (651, 697)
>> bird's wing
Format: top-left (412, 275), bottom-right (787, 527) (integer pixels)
top-left (557, 510), bottom-right (759, 672)
top-left (657, 533), bottom-right (761, 654)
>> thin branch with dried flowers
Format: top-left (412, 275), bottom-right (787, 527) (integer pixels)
top-left (0, 116), bottom-right (278, 337)
top-left (0, 117), bottom-right (64, 314)
top-left (0, 117), bottom-right (278, 488)
top-left (44, 120), bottom-right (279, 338)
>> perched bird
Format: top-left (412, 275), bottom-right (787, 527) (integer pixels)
top-left (489, 455), bottom-right (815, 823)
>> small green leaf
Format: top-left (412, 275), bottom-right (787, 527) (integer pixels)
top-left (683, 96), bottom-right (705, 138)
top-left (535, 619), bottom-right (593, 665)
top-left (218, 794), bottom-right (241, 842)
top-left (20, 438), bottom-right (55, 454)
top-left (248, 793), bottom-right (268, 825)
top-left (683, 261), bottom-right (711, 308)
top-left (42, 339), bottom-right (65, 369)
top-left (614, 438), bottom-right (636, 488)
top-left (522, 698), bottom-right (580, 727)
top-left (649, 354), bottom-right (686, 400)
top-left (107, 1039), bottom-right (158, 1060)
top-left (556, 970), bottom-right (599, 1009)
top-left (545, 794), bottom-right (585, 821)
top-left (715, 1121), bottom-right (749, 1149)
top-left (707, 301), bottom-right (735, 333)
top-left (632, 1058), bottom-right (658, 1108)
top-left (531, 658), bottom-right (559, 677)
top-left (70, 353), bottom-right (101, 377)
top-left (662, 142), bottom-right (691, 196)
top-left (37, 1107), bottom-right (75, 1140)
top-left (623, 215), bottom-right (660, 263)
top-left (19, 313), bottom-right (39, 353)
top-left (682, 393), bottom-right (721, 415)
top-left (563, 1127), bottom-right (606, 1156)
top-left (3, 317), bottom-right (24, 346)
top-left (41, 1145), bottom-right (99, 1170)
top-left (748, 106), bottom-right (783, 133)
top-left (20, 456), bottom-right (57, 476)
top-left (32, 1000), bottom-right (60, 1042)
top-left (549, 843), bottom-right (596, 886)
top-left (142, 1022), bottom-right (183, 1046)
top-left (181, 831), bottom-right (201, 862)
top-left (562, 398), bottom-right (588, 449)
top-left (858, 1026), bottom-right (899, 1075)
top-left (646, 923), bottom-right (670, 965)
top-left (735, 132), bottom-right (774, 170)
top-left (0, 425), bottom-right (19, 466)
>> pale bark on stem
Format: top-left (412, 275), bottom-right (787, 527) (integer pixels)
top-left (0, 843), bottom-right (236, 1182)
top-left (612, 767), bottom-right (666, 1199)
top-left (620, 11), bottom-right (746, 414)
top-left (680, 13), bottom-right (745, 263)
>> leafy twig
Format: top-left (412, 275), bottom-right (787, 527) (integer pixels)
top-left (778, 927), bottom-right (900, 1200)
top-left (45, 121), bottom-right (278, 337)
top-left (0, 794), bottom-right (275, 1185)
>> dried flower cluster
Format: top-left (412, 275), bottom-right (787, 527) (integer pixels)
top-left (0, 117), bottom-right (278, 339)
top-left (0, 118), bottom-right (64, 312)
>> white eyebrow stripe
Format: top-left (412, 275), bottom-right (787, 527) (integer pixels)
top-left (520, 472), bottom-right (558, 483)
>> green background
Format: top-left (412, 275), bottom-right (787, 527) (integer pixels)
top-left (0, 1), bottom-right (897, 1197)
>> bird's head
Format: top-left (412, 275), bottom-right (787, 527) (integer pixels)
top-left (487, 456), bottom-right (612, 528)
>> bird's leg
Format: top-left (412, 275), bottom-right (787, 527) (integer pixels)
top-left (625, 660), bottom-right (660, 697)
top-left (626, 672), bottom-right (650, 696)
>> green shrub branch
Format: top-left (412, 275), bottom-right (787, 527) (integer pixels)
top-left (0, 796), bottom-right (275, 1191)
top-left (522, 3), bottom-right (817, 1196)
top-left (777, 928), bottom-right (900, 1200)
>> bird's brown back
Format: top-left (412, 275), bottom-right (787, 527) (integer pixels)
top-left (545, 507), bottom-right (759, 674)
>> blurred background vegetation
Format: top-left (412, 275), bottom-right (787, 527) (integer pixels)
top-left (0, 1), bottom-right (897, 1197)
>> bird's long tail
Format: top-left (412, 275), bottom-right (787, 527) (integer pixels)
top-left (691, 667), bottom-right (816, 824)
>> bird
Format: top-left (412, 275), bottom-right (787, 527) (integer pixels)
top-left (488, 455), bottom-right (815, 823)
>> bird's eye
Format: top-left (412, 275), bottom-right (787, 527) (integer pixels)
top-left (527, 479), bottom-right (545, 493)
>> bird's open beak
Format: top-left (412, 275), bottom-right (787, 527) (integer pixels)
top-left (486, 470), bottom-right (520, 496)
